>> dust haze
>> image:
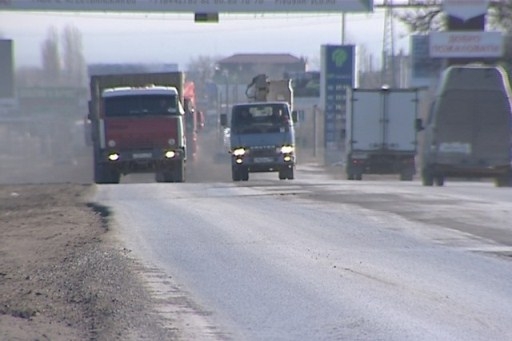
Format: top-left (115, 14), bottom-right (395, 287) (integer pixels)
top-left (0, 109), bottom-right (232, 184)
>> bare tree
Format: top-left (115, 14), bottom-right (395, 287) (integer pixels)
top-left (187, 55), bottom-right (221, 84)
top-left (41, 27), bottom-right (61, 83)
top-left (62, 24), bottom-right (86, 86)
top-left (488, 0), bottom-right (512, 33)
top-left (393, 1), bottom-right (444, 34)
top-left (394, 0), bottom-right (512, 34)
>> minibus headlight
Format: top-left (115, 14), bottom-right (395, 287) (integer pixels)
top-left (280, 145), bottom-right (294, 154)
top-left (233, 148), bottom-right (246, 156)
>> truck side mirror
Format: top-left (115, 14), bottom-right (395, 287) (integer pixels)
top-left (291, 110), bottom-right (298, 123)
top-left (220, 113), bottom-right (228, 127)
top-left (415, 118), bottom-right (424, 132)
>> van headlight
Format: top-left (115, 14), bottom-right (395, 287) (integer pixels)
top-left (280, 145), bottom-right (294, 154)
top-left (233, 148), bottom-right (246, 156)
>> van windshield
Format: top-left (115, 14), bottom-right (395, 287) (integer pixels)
top-left (231, 103), bottom-right (291, 134)
top-left (104, 94), bottom-right (178, 117)
top-left (438, 90), bottom-right (510, 125)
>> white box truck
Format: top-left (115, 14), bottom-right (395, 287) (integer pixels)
top-left (345, 87), bottom-right (420, 181)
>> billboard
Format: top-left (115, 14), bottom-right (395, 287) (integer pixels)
top-left (320, 44), bottom-right (356, 164)
top-left (429, 31), bottom-right (503, 58)
top-left (0, 39), bottom-right (14, 99)
top-left (0, 0), bottom-right (373, 13)
top-left (410, 35), bottom-right (442, 87)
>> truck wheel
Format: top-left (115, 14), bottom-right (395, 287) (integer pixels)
top-left (174, 161), bottom-right (186, 183)
top-left (94, 164), bottom-right (107, 184)
top-left (155, 172), bottom-right (164, 182)
top-left (400, 174), bottom-right (413, 181)
top-left (110, 171), bottom-right (121, 184)
top-left (157, 171), bottom-right (174, 183)
top-left (435, 176), bottom-right (445, 187)
top-left (400, 168), bottom-right (414, 181)
top-left (422, 168), bottom-right (434, 186)
top-left (95, 164), bottom-right (120, 184)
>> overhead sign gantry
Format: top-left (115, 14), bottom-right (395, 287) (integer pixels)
top-left (0, 0), bottom-right (373, 13)
top-left (1, 0), bottom-right (374, 22)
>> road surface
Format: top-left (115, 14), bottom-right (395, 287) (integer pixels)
top-left (95, 167), bottom-right (512, 341)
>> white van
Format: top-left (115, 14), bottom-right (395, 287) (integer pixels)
top-left (418, 64), bottom-right (512, 187)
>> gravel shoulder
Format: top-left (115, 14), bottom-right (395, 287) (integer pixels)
top-left (0, 183), bottom-right (176, 340)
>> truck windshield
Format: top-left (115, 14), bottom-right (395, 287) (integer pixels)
top-left (231, 103), bottom-right (290, 134)
top-left (104, 94), bottom-right (178, 117)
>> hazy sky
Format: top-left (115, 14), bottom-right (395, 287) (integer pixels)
top-left (0, 10), bottom-right (410, 71)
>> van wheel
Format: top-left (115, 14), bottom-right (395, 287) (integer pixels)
top-left (286, 167), bottom-right (294, 180)
top-left (241, 167), bottom-right (249, 181)
top-left (278, 168), bottom-right (287, 180)
top-left (232, 166), bottom-right (248, 181)
top-left (355, 173), bottom-right (363, 181)
top-left (232, 168), bottom-right (241, 181)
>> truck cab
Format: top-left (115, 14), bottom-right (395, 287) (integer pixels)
top-left (88, 72), bottom-right (187, 184)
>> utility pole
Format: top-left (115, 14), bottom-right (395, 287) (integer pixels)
top-left (341, 12), bottom-right (346, 45)
top-left (381, 0), bottom-right (396, 87)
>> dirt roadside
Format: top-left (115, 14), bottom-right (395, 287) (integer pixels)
top-left (0, 129), bottom-right (232, 341)
top-left (0, 183), bottom-right (178, 341)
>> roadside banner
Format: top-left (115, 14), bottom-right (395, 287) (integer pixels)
top-left (429, 31), bottom-right (503, 58)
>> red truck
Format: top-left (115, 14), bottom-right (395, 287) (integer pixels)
top-left (88, 72), bottom-right (187, 184)
top-left (183, 81), bottom-right (205, 161)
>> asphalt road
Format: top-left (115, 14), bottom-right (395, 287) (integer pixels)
top-left (95, 168), bottom-right (512, 341)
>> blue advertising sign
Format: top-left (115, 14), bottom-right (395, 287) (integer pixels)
top-left (321, 45), bottom-right (355, 164)
top-left (410, 35), bottom-right (442, 87)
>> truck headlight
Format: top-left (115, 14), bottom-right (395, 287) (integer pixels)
top-left (108, 153), bottom-right (120, 161)
top-left (165, 150), bottom-right (176, 159)
top-left (280, 145), bottom-right (294, 154)
top-left (233, 148), bottom-right (246, 156)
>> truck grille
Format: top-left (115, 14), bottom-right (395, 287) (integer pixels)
top-left (249, 146), bottom-right (276, 157)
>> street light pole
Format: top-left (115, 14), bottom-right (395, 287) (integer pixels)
top-left (223, 70), bottom-right (229, 112)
